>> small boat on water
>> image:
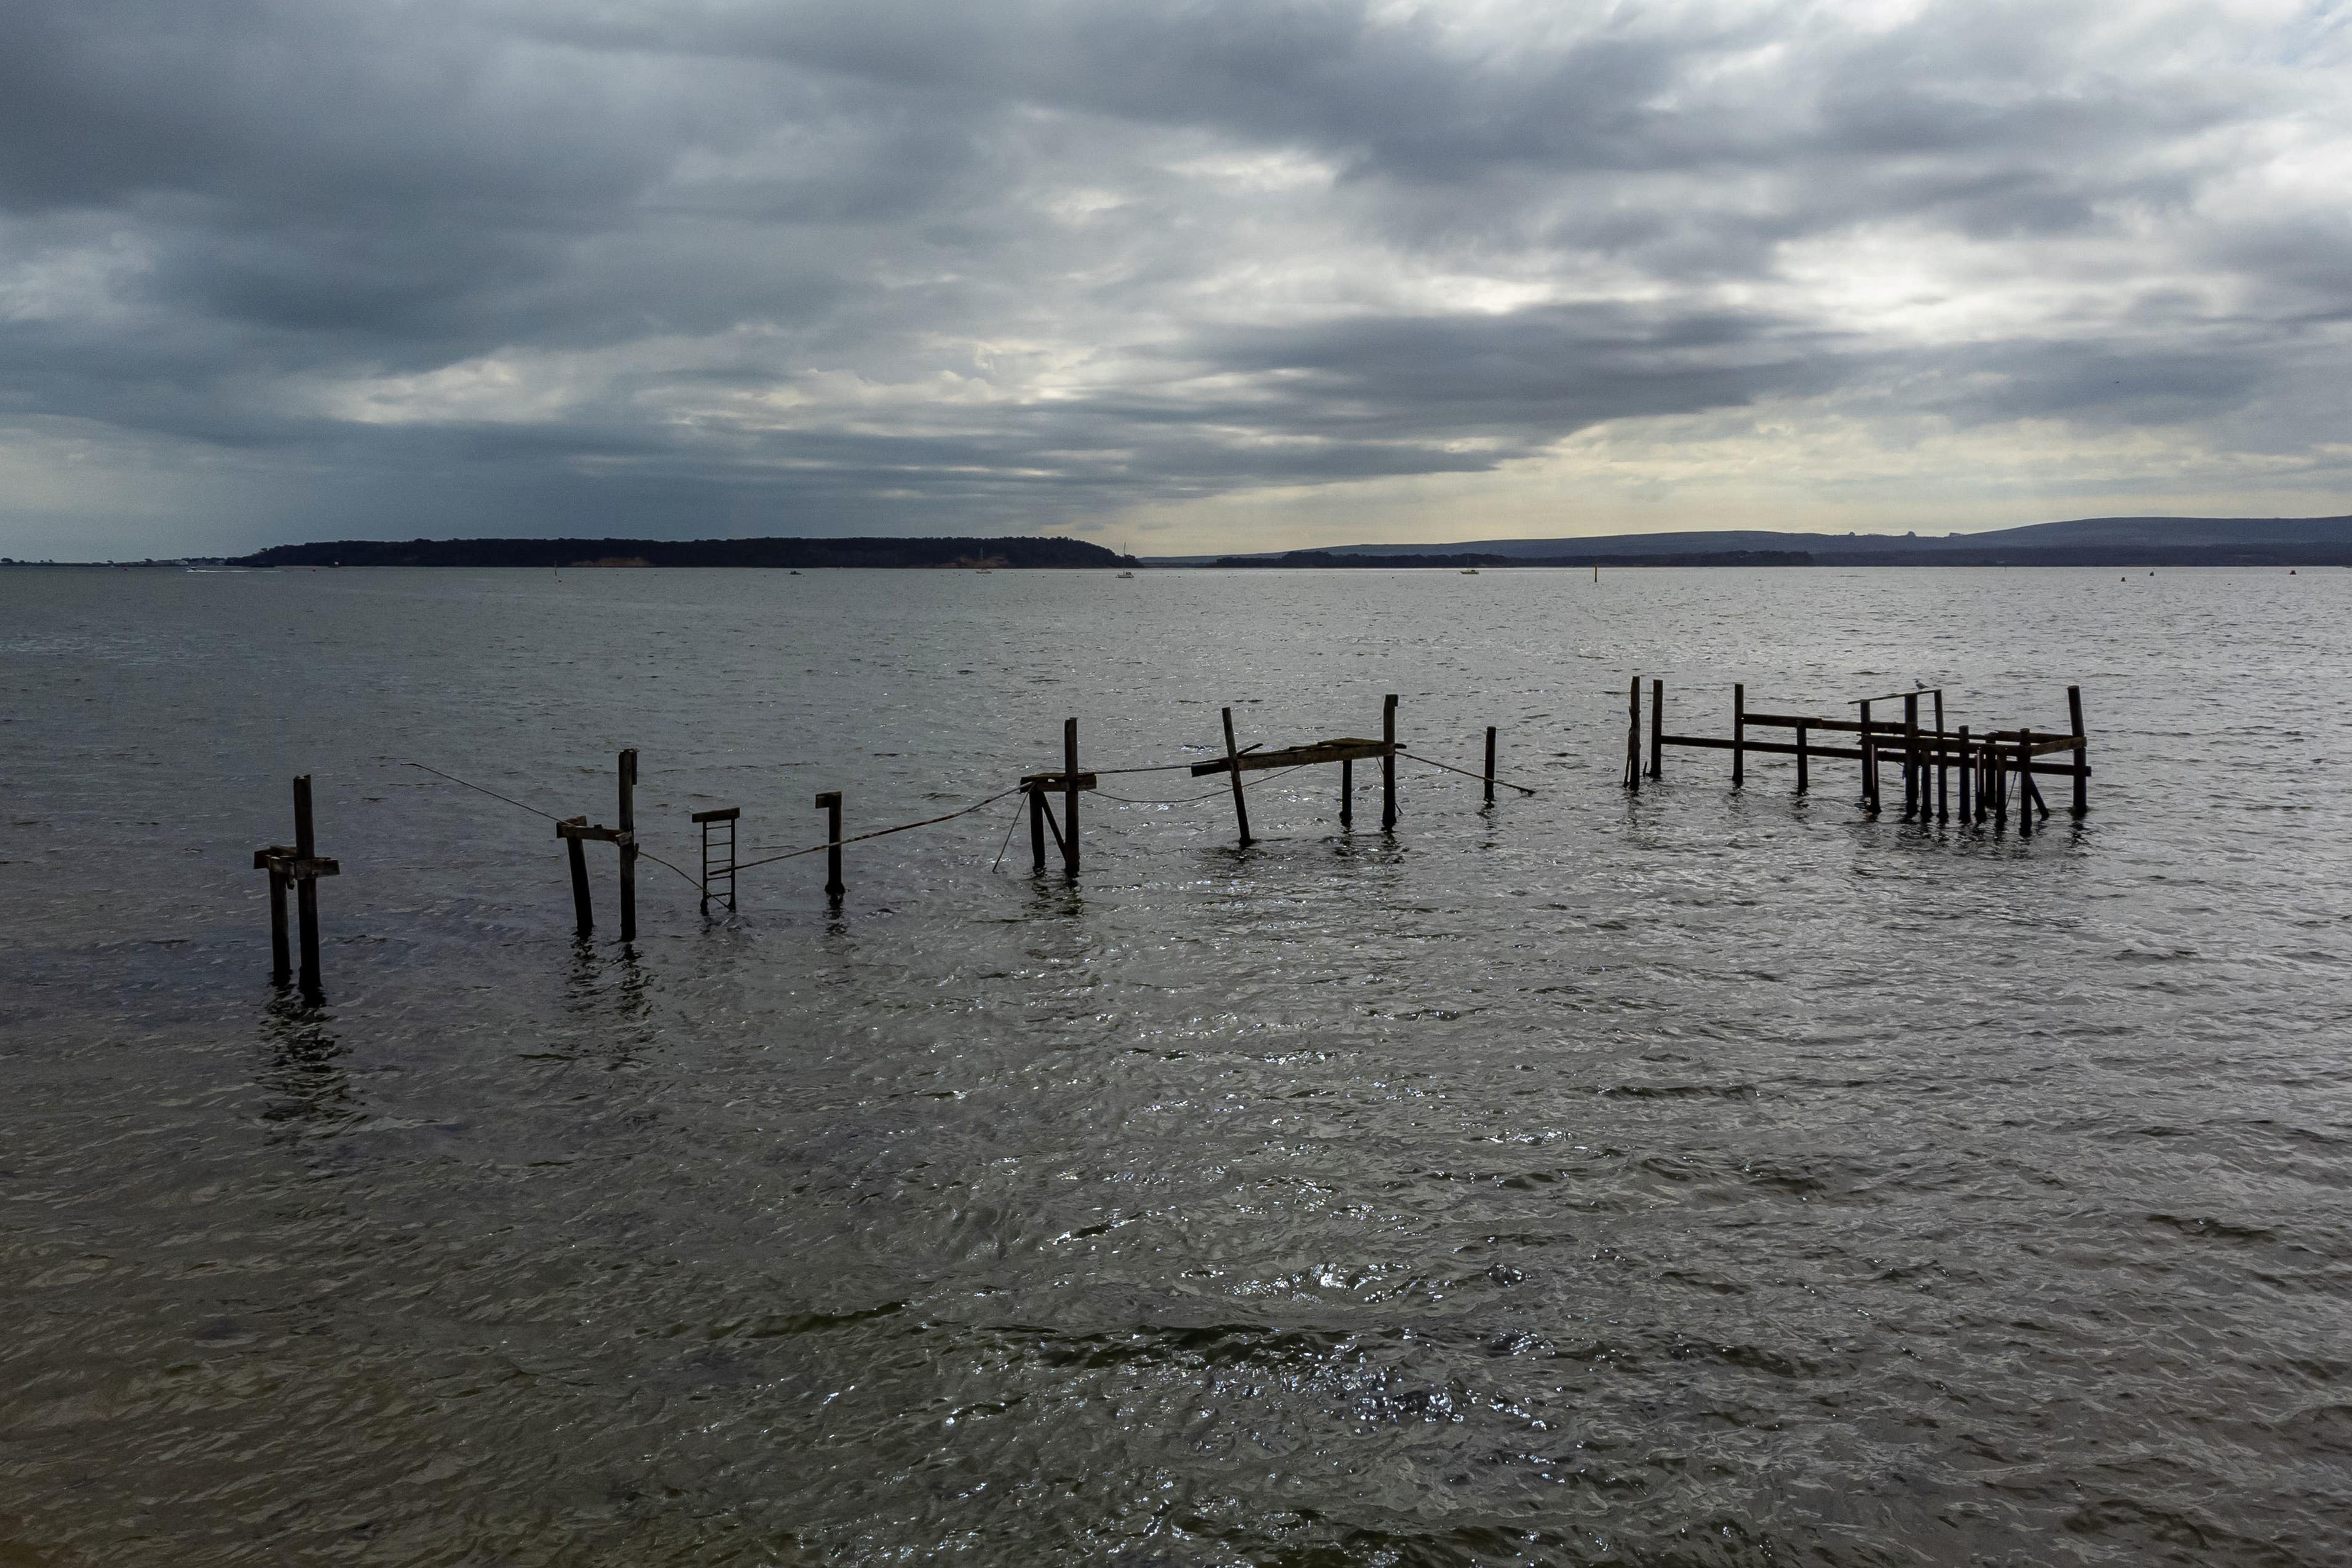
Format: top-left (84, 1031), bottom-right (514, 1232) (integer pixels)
top-left (1117, 571), bottom-right (1134, 579)
top-left (1460, 568), bottom-right (1479, 576)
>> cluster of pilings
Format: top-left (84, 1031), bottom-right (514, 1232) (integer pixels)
top-left (1625, 678), bottom-right (2091, 832)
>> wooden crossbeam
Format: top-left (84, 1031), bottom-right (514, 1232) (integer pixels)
top-left (556, 817), bottom-right (633, 845)
top-left (1018, 771), bottom-right (1098, 790)
top-left (251, 847), bottom-right (341, 880)
top-left (1189, 737), bottom-right (1394, 777)
top-left (1657, 733), bottom-right (2090, 777)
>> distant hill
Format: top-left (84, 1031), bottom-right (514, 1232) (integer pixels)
top-left (1185, 515), bottom-right (2352, 567)
top-left (236, 536), bottom-right (1131, 569)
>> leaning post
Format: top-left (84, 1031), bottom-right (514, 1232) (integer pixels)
top-left (564, 823), bottom-right (593, 935)
top-left (1484, 726), bottom-right (1497, 806)
top-left (1221, 708), bottom-right (1253, 847)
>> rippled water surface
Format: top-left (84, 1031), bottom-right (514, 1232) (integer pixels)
top-left (5, 565), bottom-right (2350, 1566)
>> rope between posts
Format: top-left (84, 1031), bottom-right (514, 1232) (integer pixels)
top-left (732, 785), bottom-right (1028, 873)
top-left (1095, 762), bottom-right (1312, 806)
top-left (402, 761), bottom-right (705, 890)
top-left (1397, 750), bottom-right (1538, 795)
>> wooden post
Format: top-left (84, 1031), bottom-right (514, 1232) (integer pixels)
top-left (1063, 718), bottom-right (1081, 874)
top-left (1794, 721), bottom-right (1809, 794)
top-left (1957, 726), bottom-right (1972, 820)
top-left (617, 749), bottom-right (638, 943)
top-left (1340, 759), bottom-right (1353, 827)
top-left (565, 826), bottom-right (593, 936)
top-left (1625, 678), bottom-right (1641, 792)
top-left (292, 775), bottom-right (322, 1001)
top-left (2016, 738), bottom-right (2033, 837)
top-left (1859, 700), bottom-right (1878, 813)
top-left (1933, 692), bottom-right (1948, 822)
top-left (1483, 726), bottom-right (1497, 806)
top-left (1221, 707), bottom-right (1253, 846)
top-left (1029, 787), bottom-right (1047, 871)
top-left (1649, 679), bottom-right (1664, 779)
top-left (1381, 694), bottom-right (1398, 829)
top-left (2068, 686), bottom-right (2088, 816)
top-left (267, 860), bottom-right (291, 986)
top-left (1992, 740), bottom-right (2008, 828)
top-left (1731, 683), bottom-right (1746, 788)
top-left (817, 791), bottom-right (845, 899)
top-left (1902, 694), bottom-right (1920, 820)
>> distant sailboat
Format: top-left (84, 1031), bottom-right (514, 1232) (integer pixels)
top-left (1460, 568), bottom-right (1479, 576)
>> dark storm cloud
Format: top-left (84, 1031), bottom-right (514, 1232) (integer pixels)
top-left (0, 0), bottom-right (2344, 551)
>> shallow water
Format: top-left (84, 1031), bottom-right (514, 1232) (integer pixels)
top-left (3, 565), bottom-right (2348, 1566)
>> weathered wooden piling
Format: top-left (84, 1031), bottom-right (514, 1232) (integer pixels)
top-left (1221, 708), bottom-right (1253, 847)
top-left (1340, 759), bottom-right (1353, 826)
top-left (262, 850), bottom-right (290, 986)
top-left (564, 826), bottom-right (592, 935)
top-left (1794, 720), bottom-right (1810, 794)
top-left (1647, 679), bottom-right (1665, 780)
top-left (1382, 695), bottom-right (1399, 829)
top-left (2068, 686), bottom-right (2088, 815)
top-left (816, 790), bottom-right (845, 899)
top-left (1933, 692), bottom-right (1949, 822)
top-left (1901, 694), bottom-right (1920, 820)
top-left (1624, 678), bottom-right (1641, 791)
top-left (555, 750), bottom-right (641, 936)
top-left (1858, 700), bottom-right (1877, 812)
top-left (254, 775), bottom-right (339, 1000)
top-left (618, 750), bottom-right (639, 941)
top-left (1957, 724), bottom-right (1972, 818)
top-left (1732, 684), bottom-right (1746, 789)
top-left (1064, 718), bottom-right (1082, 873)
top-left (1484, 726), bottom-right (1497, 806)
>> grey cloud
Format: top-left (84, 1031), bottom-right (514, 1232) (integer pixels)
top-left (0, 0), bottom-right (2343, 553)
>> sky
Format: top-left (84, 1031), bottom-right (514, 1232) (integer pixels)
top-left (2, 0), bottom-right (2349, 559)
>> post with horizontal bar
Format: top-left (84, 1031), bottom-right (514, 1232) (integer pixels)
top-left (1339, 759), bottom-right (1353, 828)
top-left (254, 777), bottom-right (341, 997)
top-left (816, 791), bottom-right (845, 900)
top-left (1382, 694), bottom-right (1399, 829)
top-left (617, 749), bottom-right (638, 943)
top-left (1732, 683), bottom-right (1746, 789)
top-left (1484, 726), bottom-right (1497, 806)
top-left (1063, 718), bottom-right (1082, 874)
top-left (1221, 707), bottom-right (1252, 847)
top-left (1794, 720), bottom-right (1809, 794)
top-left (2068, 686), bottom-right (2089, 815)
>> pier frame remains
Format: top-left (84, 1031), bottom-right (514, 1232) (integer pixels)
top-left (1634, 679), bottom-right (2091, 830)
